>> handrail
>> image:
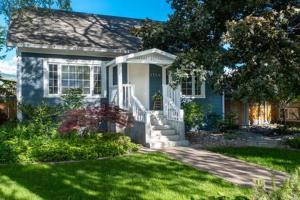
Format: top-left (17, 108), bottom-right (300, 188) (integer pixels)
top-left (110, 86), bottom-right (118, 105)
top-left (131, 95), bottom-right (147, 122)
top-left (109, 84), bottom-right (148, 123)
top-left (163, 84), bottom-right (184, 121)
top-left (131, 95), bottom-right (146, 112)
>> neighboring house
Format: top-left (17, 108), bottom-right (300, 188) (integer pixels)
top-left (226, 99), bottom-right (300, 126)
top-left (0, 77), bottom-right (17, 120)
top-left (7, 9), bottom-right (224, 148)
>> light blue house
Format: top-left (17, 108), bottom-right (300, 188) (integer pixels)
top-left (8, 9), bottom-right (224, 148)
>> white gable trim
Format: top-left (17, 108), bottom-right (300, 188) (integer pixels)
top-left (13, 43), bottom-right (136, 55)
top-left (105, 48), bottom-right (176, 67)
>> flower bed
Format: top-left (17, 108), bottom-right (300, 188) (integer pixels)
top-left (0, 123), bottom-right (139, 164)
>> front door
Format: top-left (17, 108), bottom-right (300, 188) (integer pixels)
top-left (149, 64), bottom-right (163, 110)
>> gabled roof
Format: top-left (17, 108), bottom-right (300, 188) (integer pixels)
top-left (106, 48), bottom-right (177, 67)
top-left (7, 9), bottom-right (143, 54)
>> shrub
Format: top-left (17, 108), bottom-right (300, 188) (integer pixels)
top-left (272, 125), bottom-right (300, 136)
top-left (58, 105), bottom-right (133, 135)
top-left (61, 88), bottom-right (84, 110)
top-left (286, 136), bottom-right (300, 149)
top-left (206, 113), bottom-right (223, 131)
top-left (253, 169), bottom-right (300, 200)
top-left (183, 102), bottom-right (206, 131)
top-left (0, 128), bottom-right (139, 163)
top-left (0, 110), bottom-right (8, 125)
top-left (19, 103), bottom-right (61, 137)
top-left (219, 112), bottom-right (239, 132)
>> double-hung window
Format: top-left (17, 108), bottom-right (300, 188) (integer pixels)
top-left (181, 75), bottom-right (206, 98)
top-left (45, 61), bottom-right (103, 97)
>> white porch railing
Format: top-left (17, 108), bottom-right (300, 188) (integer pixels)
top-left (111, 84), bottom-right (183, 123)
top-left (163, 84), bottom-right (184, 121)
top-left (110, 84), bottom-right (149, 123)
top-left (131, 95), bottom-right (148, 122)
top-left (110, 85), bottom-right (118, 105)
top-left (122, 84), bottom-right (135, 110)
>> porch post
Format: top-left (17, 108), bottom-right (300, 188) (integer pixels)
top-left (162, 67), bottom-right (166, 85)
top-left (117, 63), bottom-right (123, 108)
top-left (108, 66), bottom-right (113, 102)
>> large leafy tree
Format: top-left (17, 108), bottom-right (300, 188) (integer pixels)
top-left (133, 0), bottom-right (299, 123)
top-left (133, 0), bottom-right (298, 84)
top-left (222, 6), bottom-right (300, 122)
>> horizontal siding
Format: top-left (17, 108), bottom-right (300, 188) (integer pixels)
top-left (20, 53), bottom-right (111, 106)
top-left (182, 83), bottom-right (224, 116)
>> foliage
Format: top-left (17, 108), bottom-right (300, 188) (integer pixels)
top-left (19, 103), bottom-right (61, 137)
top-left (206, 112), bottom-right (223, 131)
top-left (253, 169), bottom-right (300, 200)
top-left (220, 7), bottom-right (300, 112)
top-left (61, 88), bottom-right (85, 110)
top-left (0, 27), bottom-right (6, 59)
top-left (152, 91), bottom-right (163, 101)
top-left (286, 136), bottom-right (300, 149)
top-left (29, 133), bottom-right (139, 162)
top-left (0, 0), bottom-right (71, 59)
top-left (134, 1), bottom-right (299, 119)
top-left (0, 0), bottom-right (71, 21)
top-left (0, 78), bottom-right (16, 97)
top-left (58, 105), bottom-right (133, 135)
top-left (0, 121), bottom-right (139, 164)
top-left (0, 110), bottom-right (8, 125)
top-left (183, 102), bottom-right (206, 131)
top-left (219, 112), bottom-right (239, 132)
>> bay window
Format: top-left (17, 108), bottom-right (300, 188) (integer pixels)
top-left (45, 61), bottom-right (103, 97)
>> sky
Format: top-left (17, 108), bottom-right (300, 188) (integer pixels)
top-left (0, 0), bottom-right (172, 77)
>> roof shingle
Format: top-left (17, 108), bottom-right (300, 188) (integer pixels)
top-left (7, 9), bottom-right (143, 53)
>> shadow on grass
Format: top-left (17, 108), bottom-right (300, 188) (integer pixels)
top-left (0, 153), bottom-right (250, 200)
top-left (209, 147), bottom-right (300, 173)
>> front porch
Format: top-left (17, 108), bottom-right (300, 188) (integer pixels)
top-left (105, 49), bottom-right (188, 148)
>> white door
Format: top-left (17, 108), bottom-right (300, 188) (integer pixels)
top-left (128, 63), bottom-right (149, 110)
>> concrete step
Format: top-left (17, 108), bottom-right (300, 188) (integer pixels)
top-left (151, 124), bottom-right (173, 130)
top-left (147, 140), bottom-right (190, 149)
top-left (151, 121), bottom-right (169, 126)
top-left (150, 111), bottom-right (163, 116)
top-left (151, 129), bottom-right (176, 136)
top-left (150, 134), bottom-right (180, 141)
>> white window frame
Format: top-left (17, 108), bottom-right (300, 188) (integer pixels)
top-left (181, 75), bottom-right (206, 98)
top-left (43, 58), bottom-right (106, 98)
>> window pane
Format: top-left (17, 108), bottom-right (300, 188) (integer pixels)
top-left (182, 76), bottom-right (192, 95)
top-left (195, 76), bottom-right (203, 95)
top-left (61, 65), bottom-right (90, 95)
top-left (93, 66), bottom-right (101, 95)
top-left (48, 64), bottom-right (58, 94)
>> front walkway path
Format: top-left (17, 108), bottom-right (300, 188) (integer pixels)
top-left (160, 147), bottom-right (287, 188)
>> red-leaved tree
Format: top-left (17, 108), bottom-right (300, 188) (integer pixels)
top-left (58, 105), bottom-right (133, 134)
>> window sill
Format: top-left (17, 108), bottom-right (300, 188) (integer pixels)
top-left (181, 95), bottom-right (206, 99)
top-left (44, 95), bottom-right (104, 99)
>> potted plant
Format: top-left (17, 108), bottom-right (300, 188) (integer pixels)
top-left (152, 91), bottom-right (163, 110)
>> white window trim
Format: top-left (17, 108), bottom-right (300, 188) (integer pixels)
top-left (43, 58), bottom-right (106, 98)
top-left (181, 75), bottom-right (206, 99)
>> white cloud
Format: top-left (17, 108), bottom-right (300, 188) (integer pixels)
top-left (0, 56), bottom-right (17, 75)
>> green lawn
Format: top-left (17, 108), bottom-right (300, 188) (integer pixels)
top-left (209, 147), bottom-right (300, 173)
top-left (0, 153), bottom-right (250, 200)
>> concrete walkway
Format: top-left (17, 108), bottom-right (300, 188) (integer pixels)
top-left (160, 147), bottom-right (287, 188)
